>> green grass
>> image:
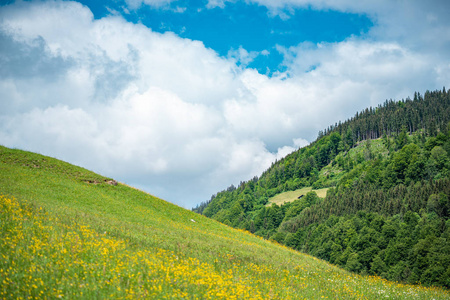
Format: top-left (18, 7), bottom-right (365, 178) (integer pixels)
top-left (267, 187), bottom-right (329, 206)
top-left (1, 145), bottom-right (448, 299)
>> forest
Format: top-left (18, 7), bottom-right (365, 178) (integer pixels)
top-left (193, 88), bottom-right (450, 288)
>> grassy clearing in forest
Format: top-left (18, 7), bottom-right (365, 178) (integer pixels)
top-left (1, 146), bottom-right (448, 299)
top-left (267, 187), bottom-right (329, 206)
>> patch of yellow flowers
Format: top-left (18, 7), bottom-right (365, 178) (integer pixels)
top-left (0, 195), bottom-right (273, 299)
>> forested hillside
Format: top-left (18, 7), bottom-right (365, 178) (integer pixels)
top-left (194, 89), bottom-right (450, 288)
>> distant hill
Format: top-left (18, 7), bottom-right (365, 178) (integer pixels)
top-left (194, 89), bottom-right (450, 288)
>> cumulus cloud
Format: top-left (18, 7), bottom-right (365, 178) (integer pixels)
top-left (279, 40), bottom-right (440, 98)
top-left (1, 0), bottom-right (449, 208)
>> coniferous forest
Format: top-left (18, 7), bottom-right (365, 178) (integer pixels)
top-left (194, 89), bottom-right (450, 288)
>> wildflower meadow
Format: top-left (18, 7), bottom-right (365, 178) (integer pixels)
top-left (1, 146), bottom-right (448, 299)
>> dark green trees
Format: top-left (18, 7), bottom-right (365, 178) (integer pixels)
top-left (194, 89), bottom-right (450, 287)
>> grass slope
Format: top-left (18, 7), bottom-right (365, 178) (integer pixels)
top-left (267, 187), bottom-right (329, 206)
top-left (1, 146), bottom-right (448, 299)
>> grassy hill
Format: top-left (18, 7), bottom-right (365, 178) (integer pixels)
top-left (1, 146), bottom-right (448, 299)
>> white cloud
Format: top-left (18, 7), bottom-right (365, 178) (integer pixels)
top-left (280, 40), bottom-right (436, 93)
top-left (227, 46), bottom-right (260, 67)
top-left (0, 0), bottom-right (449, 209)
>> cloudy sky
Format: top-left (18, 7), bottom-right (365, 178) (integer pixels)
top-left (1, 0), bottom-right (449, 208)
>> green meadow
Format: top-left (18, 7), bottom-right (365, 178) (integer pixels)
top-left (267, 187), bottom-right (329, 206)
top-left (1, 145), bottom-right (448, 299)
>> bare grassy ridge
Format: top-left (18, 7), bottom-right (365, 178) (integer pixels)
top-left (1, 146), bottom-right (448, 299)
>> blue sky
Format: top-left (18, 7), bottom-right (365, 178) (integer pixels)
top-left (1, 0), bottom-right (449, 208)
top-left (77, 0), bottom-right (372, 74)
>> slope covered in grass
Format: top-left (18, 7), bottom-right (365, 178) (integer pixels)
top-left (267, 187), bottom-right (329, 206)
top-left (0, 146), bottom-right (448, 299)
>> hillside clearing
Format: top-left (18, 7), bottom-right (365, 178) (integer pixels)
top-left (267, 187), bottom-right (329, 206)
